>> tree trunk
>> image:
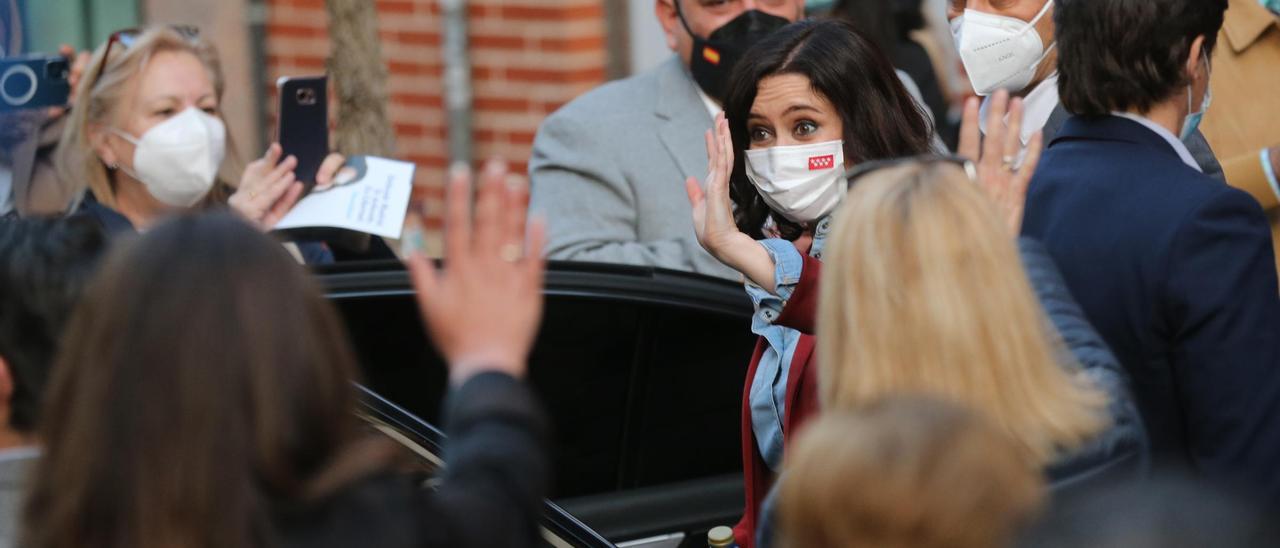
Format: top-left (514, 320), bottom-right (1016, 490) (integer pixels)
top-left (326, 0), bottom-right (395, 157)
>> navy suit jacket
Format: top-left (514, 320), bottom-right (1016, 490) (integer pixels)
top-left (1022, 115), bottom-right (1280, 505)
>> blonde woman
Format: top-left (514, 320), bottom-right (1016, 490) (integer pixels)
top-left (816, 156), bottom-right (1146, 479)
top-left (53, 26), bottom-right (345, 262)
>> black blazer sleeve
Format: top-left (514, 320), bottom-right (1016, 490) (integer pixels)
top-left (414, 372), bottom-right (550, 548)
top-left (1164, 189), bottom-right (1280, 504)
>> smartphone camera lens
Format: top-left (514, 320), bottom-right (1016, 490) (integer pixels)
top-left (296, 88), bottom-right (317, 106)
top-left (45, 59), bottom-right (70, 80)
top-left (1, 64), bottom-right (37, 107)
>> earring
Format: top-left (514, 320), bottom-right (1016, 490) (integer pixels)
top-left (108, 163), bottom-right (118, 171)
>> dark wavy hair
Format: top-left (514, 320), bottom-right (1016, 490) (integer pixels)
top-left (0, 216), bottom-right (106, 433)
top-left (723, 19), bottom-right (933, 240)
top-left (1057, 0), bottom-right (1226, 117)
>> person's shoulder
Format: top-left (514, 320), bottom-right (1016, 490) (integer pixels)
top-left (1183, 177), bottom-right (1268, 225)
top-left (542, 59), bottom-right (671, 128)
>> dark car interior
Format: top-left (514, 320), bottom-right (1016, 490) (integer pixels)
top-left (321, 260), bottom-right (758, 546)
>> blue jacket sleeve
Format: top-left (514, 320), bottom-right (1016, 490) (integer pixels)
top-left (1163, 189), bottom-right (1280, 504)
top-left (743, 239), bottom-right (805, 328)
top-left (1018, 237), bottom-right (1149, 487)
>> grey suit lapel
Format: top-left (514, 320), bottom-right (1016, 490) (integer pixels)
top-left (1044, 104), bottom-right (1071, 143)
top-left (654, 57), bottom-right (715, 181)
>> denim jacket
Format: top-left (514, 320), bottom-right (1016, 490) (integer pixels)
top-left (745, 216), bottom-right (833, 471)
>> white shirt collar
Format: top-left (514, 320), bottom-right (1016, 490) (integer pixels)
top-left (695, 86), bottom-right (721, 120)
top-left (979, 72), bottom-right (1061, 147)
top-left (1109, 112), bottom-right (1202, 172)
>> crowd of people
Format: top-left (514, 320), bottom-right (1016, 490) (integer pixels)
top-left (1, 0), bottom-right (1279, 547)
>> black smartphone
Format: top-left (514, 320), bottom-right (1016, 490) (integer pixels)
top-left (0, 55), bottom-right (70, 113)
top-left (276, 74), bottom-right (329, 191)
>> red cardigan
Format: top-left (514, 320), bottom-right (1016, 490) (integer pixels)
top-left (732, 255), bottom-right (823, 547)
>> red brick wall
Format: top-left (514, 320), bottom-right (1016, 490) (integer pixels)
top-left (264, 0), bottom-right (609, 236)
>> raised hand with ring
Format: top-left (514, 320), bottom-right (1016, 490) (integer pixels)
top-left (405, 159), bottom-right (546, 384)
top-left (957, 89), bottom-right (1045, 234)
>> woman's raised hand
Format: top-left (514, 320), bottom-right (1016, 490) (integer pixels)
top-left (686, 112), bottom-right (755, 263)
top-left (957, 89), bottom-right (1043, 235)
top-left (405, 160), bottom-right (546, 384)
top-left (685, 112), bottom-right (779, 292)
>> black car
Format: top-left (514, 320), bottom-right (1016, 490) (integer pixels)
top-left (322, 261), bottom-right (756, 546)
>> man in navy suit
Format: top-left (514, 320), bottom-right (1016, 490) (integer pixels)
top-left (1022, 0), bottom-right (1280, 504)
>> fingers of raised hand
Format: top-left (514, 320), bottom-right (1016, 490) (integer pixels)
top-left (473, 159), bottom-right (508, 260)
top-left (1003, 97), bottom-right (1025, 169)
top-left (718, 116), bottom-right (733, 174)
top-left (959, 97), bottom-right (982, 161)
top-left (500, 170), bottom-right (531, 260)
top-left (981, 90), bottom-right (1009, 166)
top-left (443, 163), bottom-right (474, 263)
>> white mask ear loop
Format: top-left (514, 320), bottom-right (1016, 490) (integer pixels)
top-left (1026, 1), bottom-right (1057, 65)
top-left (102, 128), bottom-right (140, 177)
top-left (1028, 0), bottom-right (1054, 28)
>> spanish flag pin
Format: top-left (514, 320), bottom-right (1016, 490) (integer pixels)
top-left (703, 46), bottom-right (722, 65)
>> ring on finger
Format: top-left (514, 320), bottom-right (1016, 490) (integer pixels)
top-left (499, 243), bottom-right (523, 263)
top-left (1001, 155), bottom-right (1017, 172)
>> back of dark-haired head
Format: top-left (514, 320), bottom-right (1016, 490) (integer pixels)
top-left (831, 0), bottom-right (896, 58)
top-left (0, 215), bottom-right (106, 433)
top-left (723, 19), bottom-right (933, 240)
top-left (1019, 472), bottom-right (1280, 548)
top-left (24, 213), bottom-right (367, 548)
top-left (1056, 0), bottom-right (1227, 117)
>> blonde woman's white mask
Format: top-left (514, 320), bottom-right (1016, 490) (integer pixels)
top-left (745, 139), bottom-right (845, 224)
top-left (111, 107), bottom-right (226, 207)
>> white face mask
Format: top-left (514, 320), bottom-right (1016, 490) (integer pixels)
top-left (745, 139), bottom-right (845, 224)
top-left (110, 107), bottom-right (226, 208)
top-left (952, 0), bottom-right (1056, 96)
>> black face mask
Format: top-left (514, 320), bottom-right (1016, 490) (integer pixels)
top-left (676, 4), bottom-right (791, 102)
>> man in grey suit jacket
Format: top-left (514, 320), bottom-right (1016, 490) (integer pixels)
top-left (529, 1), bottom-right (806, 280)
top-left (947, 0), bottom-right (1223, 178)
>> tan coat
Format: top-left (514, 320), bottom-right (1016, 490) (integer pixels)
top-left (1200, 0), bottom-right (1280, 263)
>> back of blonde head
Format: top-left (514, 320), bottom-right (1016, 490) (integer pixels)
top-left (817, 163), bottom-right (1107, 465)
top-left (53, 26), bottom-right (231, 210)
top-left (778, 397), bottom-right (1045, 548)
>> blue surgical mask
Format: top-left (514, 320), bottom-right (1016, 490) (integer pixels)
top-left (1180, 49), bottom-right (1212, 142)
top-left (1262, 0), bottom-right (1280, 16)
